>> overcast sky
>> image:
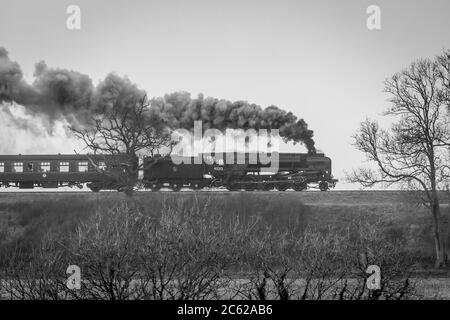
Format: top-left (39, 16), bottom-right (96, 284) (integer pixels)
top-left (1, 0), bottom-right (450, 189)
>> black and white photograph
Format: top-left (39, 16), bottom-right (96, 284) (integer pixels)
top-left (0, 0), bottom-right (449, 313)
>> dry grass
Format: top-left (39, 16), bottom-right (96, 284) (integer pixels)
top-left (0, 191), bottom-right (448, 260)
top-left (0, 190), bottom-right (449, 299)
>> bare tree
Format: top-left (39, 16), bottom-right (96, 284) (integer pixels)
top-left (0, 198), bottom-right (416, 300)
top-left (1, 233), bottom-right (70, 300)
top-left (437, 50), bottom-right (450, 260)
top-left (437, 50), bottom-right (450, 151)
top-left (65, 202), bottom-right (146, 300)
top-left (348, 58), bottom-right (450, 267)
top-left (70, 95), bottom-right (172, 194)
top-left (437, 50), bottom-right (450, 113)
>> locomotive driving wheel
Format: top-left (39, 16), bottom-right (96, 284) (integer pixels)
top-left (244, 184), bottom-right (256, 191)
top-left (319, 181), bottom-right (329, 191)
top-left (244, 181), bottom-right (256, 191)
top-left (211, 179), bottom-right (224, 188)
top-left (243, 176), bottom-right (257, 191)
top-left (293, 182), bottom-right (307, 191)
top-left (276, 184), bottom-right (289, 191)
top-left (171, 183), bottom-right (181, 191)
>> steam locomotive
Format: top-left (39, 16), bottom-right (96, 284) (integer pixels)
top-left (143, 152), bottom-right (337, 191)
top-left (0, 152), bottom-right (337, 192)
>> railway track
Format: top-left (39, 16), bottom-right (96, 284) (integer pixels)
top-left (0, 190), bottom-right (325, 196)
top-left (0, 189), bottom-right (444, 197)
top-left (0, 190), bottom-right (402, 194)
top-left (0, 190), bottom-right (447, 207)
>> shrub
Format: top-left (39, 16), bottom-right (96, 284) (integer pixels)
top-left (0, 197), bottom-right (417, 300)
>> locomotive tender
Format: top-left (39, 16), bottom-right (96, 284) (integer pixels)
top-left (0, 152), bottom-right (337, 192)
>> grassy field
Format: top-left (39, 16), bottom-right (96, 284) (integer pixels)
top-left (0, 190), bottom-right (448, 257)
top-left (0, 190), bottom-right (449, 299)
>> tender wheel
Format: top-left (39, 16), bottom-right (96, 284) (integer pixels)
top-left (227, 183), bottom-right (240, 191)
top-left (319, 181), bottom-right (329, 191)
top-left (262, 183), bottom-right (275, 191)
top-left (171, 183), bottom-right (181, 191)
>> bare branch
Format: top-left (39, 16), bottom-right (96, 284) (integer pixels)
top-left (69, 95), bottom-right (172, 194)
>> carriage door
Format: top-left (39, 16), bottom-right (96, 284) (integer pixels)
top-left (25, 162), bottom-right (35, 172)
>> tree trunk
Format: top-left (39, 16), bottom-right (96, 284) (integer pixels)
top-left (446, 189), bottom-right (450, 263)
top-left (431, 195), bottom-right (446, 268)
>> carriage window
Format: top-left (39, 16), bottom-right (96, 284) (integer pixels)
top-left (41, 162), bottom-right (51, 172)
top-left (59, 162), bottom-right (70, 172)
top-left (98, 161), bottom-right (106, 171)
top-left (27, 162), bottom-right (34, 171)
top-left (204, 155), bottom-right (214, 164)
top-left (0, 163), bottom-right (4, 173)
top-left (78, 162), bottom-right (89, 172)
top-left (13, 162), bottom-right (23, 173)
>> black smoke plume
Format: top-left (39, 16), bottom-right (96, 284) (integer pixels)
top-left (0, 47), bottom-right (315, 153)
top-left (151, 92), bottom-right (316, 153)
top-left (0, 47), bottom-right (144, 130)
